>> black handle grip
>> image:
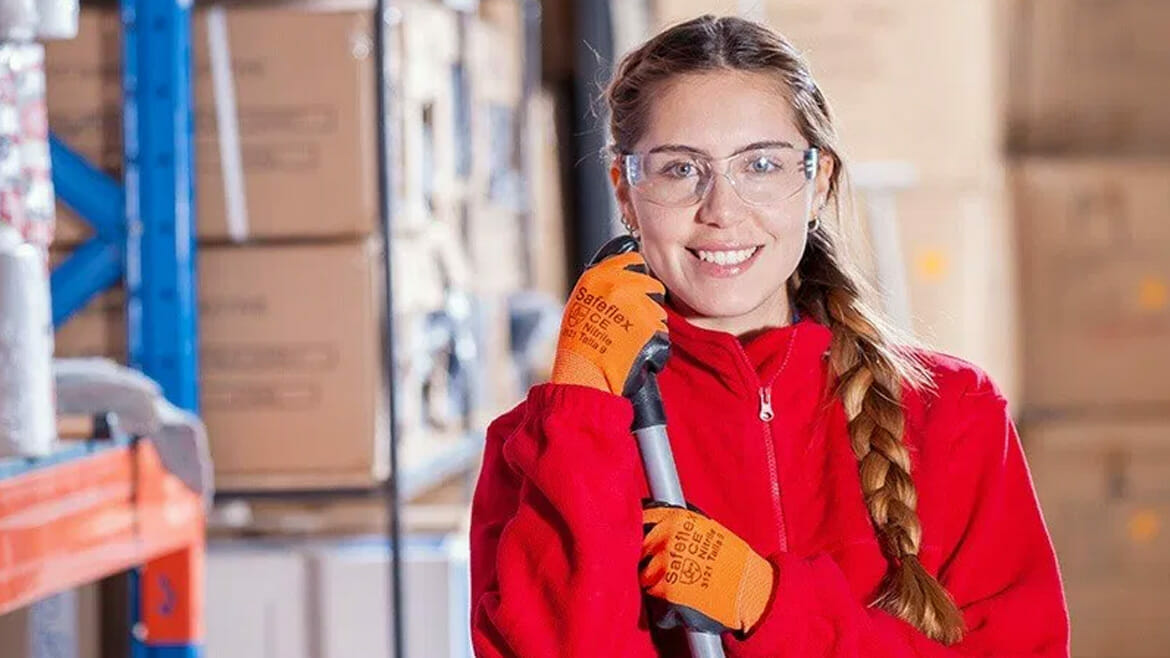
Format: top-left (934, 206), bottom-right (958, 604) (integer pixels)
top-left (588, 235), bottom-right (641, 267)
top-left (628, 375), bottom-right (667, 431)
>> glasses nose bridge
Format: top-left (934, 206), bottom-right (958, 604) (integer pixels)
top-left (696, 167), bottom-right (749, 214)
top-left (695, 163), bottom-right (746, 205)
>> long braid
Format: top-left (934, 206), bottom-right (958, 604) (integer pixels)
top-left (796, 225), bottom-right (965, 644)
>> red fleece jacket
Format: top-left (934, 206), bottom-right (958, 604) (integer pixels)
top-left (470, 310), bottom-right (1069, 657)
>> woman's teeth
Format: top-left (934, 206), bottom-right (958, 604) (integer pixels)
top-left (695, 246), bottom-right (758, 266)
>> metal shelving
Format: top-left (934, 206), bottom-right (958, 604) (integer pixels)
top-left (1, 0), bottom-right (206, 656)
top-left (17, 1), bottom-right (519, 656)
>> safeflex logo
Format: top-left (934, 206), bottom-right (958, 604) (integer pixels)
top-left (677, 558), bottom-right (704, 585)
top-left (567, 301), bottom-right (589, 329)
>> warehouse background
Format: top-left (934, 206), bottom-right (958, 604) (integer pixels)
top-left (0, 0), bottom-right (1167, 657)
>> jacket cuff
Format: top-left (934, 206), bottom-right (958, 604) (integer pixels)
top-left (524, 382), bottom-right (634, 431)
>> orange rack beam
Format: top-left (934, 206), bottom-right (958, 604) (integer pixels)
top-left (0, 437), bottom-right (204, 651)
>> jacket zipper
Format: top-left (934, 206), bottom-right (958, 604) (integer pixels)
top-left (758, 378), bottom-right (788, 553)
top-left (734, 342), bottom-right (789, 553)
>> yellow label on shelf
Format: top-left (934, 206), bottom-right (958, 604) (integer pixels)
top-left (915, 248), bottom-right (949, 283)
top-left (1138, 276), bottom-right (1168, 311)
top-left (1128, 509), bottom-right (1161, 544)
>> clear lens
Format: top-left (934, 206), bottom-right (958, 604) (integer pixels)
top-left (625, 147), bottom-right (816, 208)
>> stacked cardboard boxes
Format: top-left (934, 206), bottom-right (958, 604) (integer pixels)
top-left (1008, 0), bottom-right (1170, 156)
top-left (46, 0), bottom-right (534, 492)
top-left (1024, 420), bottom-right (1170, 656)
top-left (204, 536), bottom-right (471, 658)
top-left (1006, 2), bottom-right (1170, 654)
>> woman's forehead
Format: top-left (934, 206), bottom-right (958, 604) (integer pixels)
top-left (638, 70), bottom-right (803, 153)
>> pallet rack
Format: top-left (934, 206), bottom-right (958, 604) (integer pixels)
top-left (5, 0), bottom-right (544, 654)
top-left (0, 1), bottom-right (207, 656)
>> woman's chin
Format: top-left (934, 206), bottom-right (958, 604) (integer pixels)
top-left (670, 293), bottom-right (766, 323)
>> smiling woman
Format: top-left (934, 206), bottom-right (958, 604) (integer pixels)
top-left (469, 14), bottom-right (1069, 658)
top-left (610, 71), bottom-right (826, 336)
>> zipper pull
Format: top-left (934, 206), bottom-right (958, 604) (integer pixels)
top-left (758, 386), bottom-right (774, 422)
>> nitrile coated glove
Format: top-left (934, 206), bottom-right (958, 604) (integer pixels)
top-left (640, 502), bottom-right (776, 636)
top-left (550, 251), bottom-right (669, 397)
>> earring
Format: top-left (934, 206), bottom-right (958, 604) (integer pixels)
top-left (621, 216), bottom-right (640, 238)
top-left (808, 212), bottom-right (821, 233)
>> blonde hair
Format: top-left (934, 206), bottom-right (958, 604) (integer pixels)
top-left (605, 15), bottom-right (964, 644)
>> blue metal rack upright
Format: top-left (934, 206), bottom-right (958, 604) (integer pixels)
top-left (51, 1), bottom-right (199, 407)
top-left (47, 0), bottom-right (203, 656)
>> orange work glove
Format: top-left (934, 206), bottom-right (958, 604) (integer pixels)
top-left (640, 503), bottom-right (776, 636)
top-left (550, 251), bottom-right (669, 397)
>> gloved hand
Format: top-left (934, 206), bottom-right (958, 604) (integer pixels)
top-left (550, 250), bottom-right (669, 397)
top-left (640, 503), bottom-right (776, 636)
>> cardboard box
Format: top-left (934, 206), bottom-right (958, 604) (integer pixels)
top-left (468, 14), bottom-right (524, 213)
top-left (0, 586), bottom-right (99, 658)
top-left (200, 242), bottom-right (388, 490)
top-left (1024, 420), bottom-right (1170, 503)
top-left (309, 536), bottom-right (472, 658)
top-left (527, 88), bottom-right (569, 300)
top-left (1023, 420), bottom-right (1170, 656)
top-left (54, 241), bottom-right (390, 491)
top-left (1025, 419), bottom-right (1170, 579)
top-left (203, 535), bottom-right (471, 658)
top-left (463, 202), bottom-right (525, 295)
top-left (47, 1), bottom-right (485, 244)
top-left (53, 235), bottom-right (499, 491)
top-left (651, 1), bottom-right (1003, 187)
top-left (47, 5), bottom-right (379, 244)
top-left (857, 178), bottom-right (1020, 406)
top-left (1008, 0), bottom-right (1170, 155)
top-left (396, 0), bottom-right (464, 236)
top-left (1012, 159), bottom-right (1170, 414)
top-left (470, 291), bottom-right (524, 429)
top-left (206, 543), bottom-right (310, 658)
top-left (1062, 583), bottom-right (1170, 658)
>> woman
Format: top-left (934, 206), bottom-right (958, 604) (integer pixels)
top-left (470, 15), bottom-right (1068, 657)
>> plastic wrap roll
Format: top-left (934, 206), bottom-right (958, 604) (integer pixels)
top-left (0, 43), bottom-right (53, 248)
top-left (13, 43), bottom-right (52, 246)
top-left (0, 45), bottom-right (21, 237)
top-left (0, 0), bottom-right (37, 42)
top-left (35, 0), bottom-right (77, 40)
top-left (0, 222), bottom-right (56, 458)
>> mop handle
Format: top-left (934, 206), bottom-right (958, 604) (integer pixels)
top-left (585, 235), bottom-right (725, 657)
top-left (631, 378), bottom-right (727, 658)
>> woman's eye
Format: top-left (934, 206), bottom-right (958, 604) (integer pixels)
top-left (663, 161), bottom-right (699, 178)
top-left (748, 157), bottom-right (780, 173)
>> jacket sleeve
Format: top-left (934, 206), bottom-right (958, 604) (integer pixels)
top-left (469, 383), bottom-right (660, 657)
top-left (735, 379), bottom-right (1070, 657)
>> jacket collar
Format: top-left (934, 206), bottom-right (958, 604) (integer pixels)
top-left (665, 303), bottom-right (833, 394)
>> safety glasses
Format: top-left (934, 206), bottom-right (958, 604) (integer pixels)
top-left (623, 146), bottom-right (818, 208)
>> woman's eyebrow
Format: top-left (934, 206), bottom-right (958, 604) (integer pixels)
top-left (646, 140), bottom-right (797, 157)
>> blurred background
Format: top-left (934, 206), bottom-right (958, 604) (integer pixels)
top-left (0, 0), bottom-right (1166, 657)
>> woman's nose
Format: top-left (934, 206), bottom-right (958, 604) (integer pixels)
top-left (697, 174), bottom-right (746, 228)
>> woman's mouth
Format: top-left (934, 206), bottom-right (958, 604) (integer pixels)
top-left (685, 245), bottom-right (763, 278)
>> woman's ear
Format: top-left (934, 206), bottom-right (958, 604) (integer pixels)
top-left (610, 161), bottom-right (639, 233)
top-left (813, 151), bottom-right (836, 210)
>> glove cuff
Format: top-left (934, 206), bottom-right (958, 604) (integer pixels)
top-left (550, 346), bottom-right (611, 392)
top-left (737, 551), bottom-right (776, 634)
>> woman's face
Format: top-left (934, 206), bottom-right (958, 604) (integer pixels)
top-left (612, 70), bottom-right (833, 336)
